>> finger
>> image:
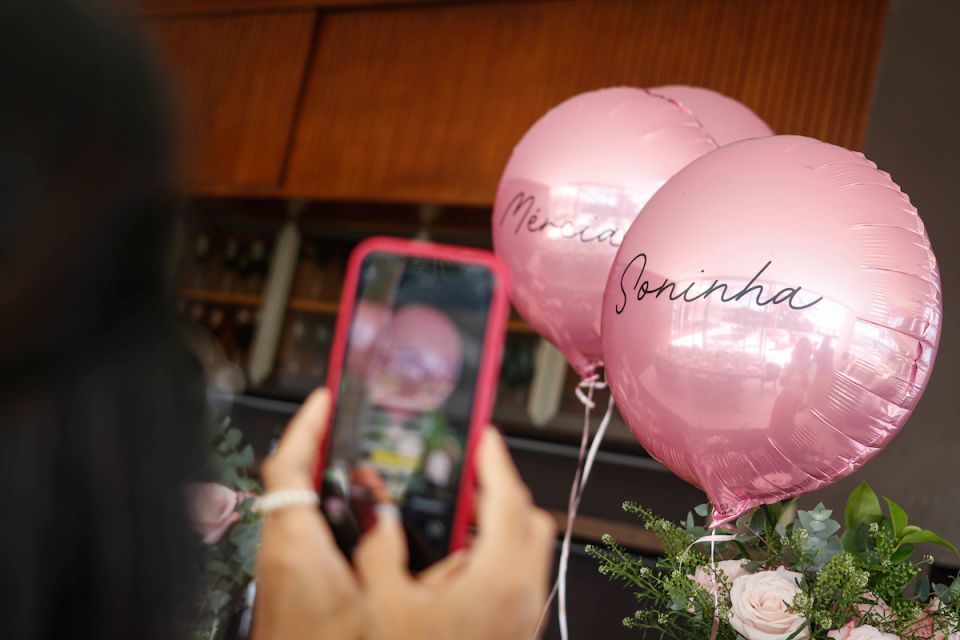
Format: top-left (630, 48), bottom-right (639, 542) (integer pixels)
top-left (417, 549), bottom-right (468, 588)
top-left (473, 428), bottom-right (533, 554)
top-left (353, 505), bottom-right (412, 593)
top-left (262, 388), bottom-right (330, 490)
top-left (525, 508), bottom-right (557, 597)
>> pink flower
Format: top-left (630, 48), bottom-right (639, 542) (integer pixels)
top-left (906, 598), bottom-right (960, 640)
top-left (185, 483), bottom-right (241, 544)
top-left (855, 592), bottom-right (893, 621)
top-left (691, 560), bottom-right (750, 597)
top-left (827, 622), bottom-right (898, 640)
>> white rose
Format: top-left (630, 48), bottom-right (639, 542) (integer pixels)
top-left (729, 567), bottom-right (809, 640)
top-left (827, 622), bottom-right (898, 640)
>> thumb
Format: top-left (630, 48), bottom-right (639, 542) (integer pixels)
top-left (353, 504), bottom-right (412, 593)
top-left (261, 388), bottom-right (330, 491)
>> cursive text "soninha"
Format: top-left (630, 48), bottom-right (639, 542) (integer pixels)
top-left (615, 253), bottom-right (823, 314)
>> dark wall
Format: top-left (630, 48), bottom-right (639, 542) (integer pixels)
top-left (819, 0), bottom-right (960, 566)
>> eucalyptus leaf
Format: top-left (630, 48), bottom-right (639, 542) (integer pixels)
top-left (918, 575), bottom-right (931, 602)
top-left (236, 444), bottom-right (255, 469)
top-left (694, 503), bottom-right (709, 517)
top-left (218, 467), bottom-right (240, 488)
top-left (221, 427), bottom-right (243, 452)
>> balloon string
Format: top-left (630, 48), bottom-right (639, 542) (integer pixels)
top-left (675, 530), bottom-right (736, 640)
top-left (536, 374), bottom-right (614, 640)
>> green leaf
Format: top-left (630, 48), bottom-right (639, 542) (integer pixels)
top-left (236, 444), bottom-right (255, 469)
top-left (776, 498), bottom-right (800, 529)
top-left (694, 503), bottom-right (709, 517)
top-left (845, 483), bottom-right (883, 531)
top-left (731, 539), bottom-right (752, 560)
top-left (918, 575), bottom-right (931, 602)
top-left (220, 427), bottom-right (243, 452)
top-left (900, 529), bottom-right (959, 555)
top-left (883, 497), bottom-right (909, 538)
top-left (890, 543), bottom-right (914, 563)
top-left (207, 589), bottom-right (232, 612)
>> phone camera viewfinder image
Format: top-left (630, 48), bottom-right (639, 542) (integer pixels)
top-left (322, 252), bottom-right (494, 570)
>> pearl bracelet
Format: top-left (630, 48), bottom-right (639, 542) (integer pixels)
top-left (257, 489), bottom-right (320, 514)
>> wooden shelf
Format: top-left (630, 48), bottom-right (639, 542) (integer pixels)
top-left (180, 289), bottom-right (537, 334)
top-left (180, 288), bottom-right (262, 306)
top-left (507, 318), bottom-right (534, 334)
top-left (547, 510), bottom-right (661, 556)
top-left (288, 298), bottom-right (339, 314)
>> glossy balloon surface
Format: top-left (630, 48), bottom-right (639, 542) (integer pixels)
top-left (367, 304), bottom-right (463, 413)
top-left (493, 87), bottom-right (716, 376)
top-left (602, 135), bottom-right (942, 524)
top-left (651, 85), bottom-right (773, 146)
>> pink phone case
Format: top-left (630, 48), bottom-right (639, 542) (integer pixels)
top-left (314, 236), bottom-right (511, 553)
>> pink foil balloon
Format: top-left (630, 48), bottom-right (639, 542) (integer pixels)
top-left (367, 304), bottom-right (463, 414)
top-left (492, 87), bottom-right (717, 377)
top-left (650, 85), bottom-right (774, 146)
top-left (601, 135), bottom-right (942, 524)
top-left (346, 300), bottom-right (391, 374)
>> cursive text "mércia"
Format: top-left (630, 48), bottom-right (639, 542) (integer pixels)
top-left (498, 192), bottom-right (622, 247)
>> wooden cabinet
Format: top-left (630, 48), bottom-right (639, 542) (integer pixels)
top-left (150, 12), bottom-right (316, 191)
top-left (148, 0), bottom-right (888, 202)
top-left (282, 0), bottom-right (887, 205)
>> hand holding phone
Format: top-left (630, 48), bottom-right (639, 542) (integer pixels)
top-left (254, 388), bottom-right (555, 640)
top-left (353, 427), bottom-right (556, 640)
top-left (316, 237), bottom-right (510, 570)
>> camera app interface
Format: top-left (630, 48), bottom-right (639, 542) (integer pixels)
top-left (321, 252), bottom-right (493, 570)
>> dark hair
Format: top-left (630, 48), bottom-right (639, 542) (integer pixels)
top-left (0, 1), bottom-right (204, 638)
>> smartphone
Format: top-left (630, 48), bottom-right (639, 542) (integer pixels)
top-left (315, 237), bottom-right (510, 571)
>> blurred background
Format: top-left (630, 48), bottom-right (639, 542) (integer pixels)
top-left (135, 0), bottom-right (958, 636)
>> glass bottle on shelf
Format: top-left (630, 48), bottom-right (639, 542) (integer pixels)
top-left (222, 236), bottom-right (240, 292)
top-left (248, 239), bottom-right (269, 295)
top-left (192, 232), bottom-right (211, 290)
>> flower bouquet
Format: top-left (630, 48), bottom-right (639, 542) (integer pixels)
top-left (185, 418), bottom-right (263, 640)
top-left (588, 484), bottom-right (960, 639)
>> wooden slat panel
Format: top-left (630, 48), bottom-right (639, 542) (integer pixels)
top-left (142, 0), bottom-right (447, 18)
top-left (284, 0), bottom-right (887, 205)
top-left (151, 12), bottom-right (316, 189)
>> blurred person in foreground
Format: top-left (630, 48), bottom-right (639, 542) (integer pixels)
top-left (0, 1), bottom-right (554, 639)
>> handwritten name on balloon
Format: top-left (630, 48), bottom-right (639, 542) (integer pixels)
top-left (615, 253), bottom-right (823, 314)
top-left (498, 192), bottom-right (622, 247)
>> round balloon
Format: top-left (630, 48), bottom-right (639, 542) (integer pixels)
top-left (492, 87), bottom-right (717, 377)
top-left (346, 299), bottom-right (391, 374)
top-left (601, 135), bottom-right (941, 524)
top-left (650, 85), bottom-right (773, 147)
top-left (367, 304), bottom-right (463, 414)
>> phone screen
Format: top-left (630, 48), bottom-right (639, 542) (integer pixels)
top-left (321, 251), bottom-right (495, 570)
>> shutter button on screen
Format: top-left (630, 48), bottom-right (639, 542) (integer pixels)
top-left (425, 520), bottom-right (446, 539)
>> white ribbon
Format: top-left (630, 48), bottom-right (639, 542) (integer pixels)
top-left (537, 374), bottom-right (615, 640)
top-left (678, 531), bottom-right (738, 640)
